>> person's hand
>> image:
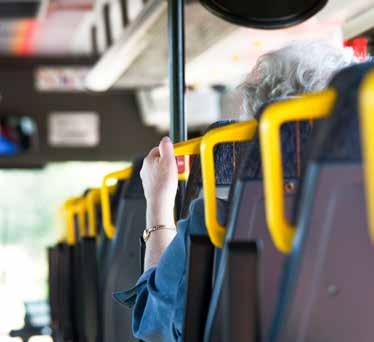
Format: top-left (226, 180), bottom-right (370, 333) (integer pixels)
top-left (140, 136), bottom-right (178, 228)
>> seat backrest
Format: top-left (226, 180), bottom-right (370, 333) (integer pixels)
top-left (58, 243), bottom-right (76, 341)
top-left (71, 224), bottom-right (85, 342)
top-left (271, 62), bottom-right (374, 342)
top-left (204, 119), bottom-right (312, 341)
top-left (181, 120), bottom-right (238, 219)
top-left (79, 237), bottom-right (99, 342)
top-left (182, 137), bottom-right (244, 342)
top-left (48, 246), bottom-right (59, 338)
top-left (97, 179), bottom-right (126, 341)
top-left (103, 159), bottom-right (145, 342)
top-left (97, 180), bottom-right (126, 279)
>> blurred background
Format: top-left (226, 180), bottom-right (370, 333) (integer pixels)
top-left (0, 162), bottom-right (126, 341)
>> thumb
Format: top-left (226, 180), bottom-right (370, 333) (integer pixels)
top-left (159, 136), bottom-right (175, 161)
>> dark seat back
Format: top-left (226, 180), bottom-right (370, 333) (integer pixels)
top-left (48, 246), bottom-right (59, 339)
top-left (79, 237), bottom-right (100, 342)
top-left (97, 180), bottom-right (126, 282)
top-left (204, 120), bottom-right (312, 341)
top-left (59, 243), bottom-right (76, 341)
top-left (271, 62), bottom-right (374, 342)
top-left (103, 160), bottom-right (145, 342)
top-left (97, 180), bottom-right (126, 341)
top-left (226, 179), bottom-right (296, 334)
top-left (181, 128), bottom-right (242, 342)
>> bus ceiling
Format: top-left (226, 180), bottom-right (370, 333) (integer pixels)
top-left (85, 0), bottom-right (374, 92)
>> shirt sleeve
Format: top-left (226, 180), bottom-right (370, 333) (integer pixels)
top-left (113, 198), bottom-right (227, 341)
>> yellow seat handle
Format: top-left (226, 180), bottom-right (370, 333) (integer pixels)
top-left (359, 70), bottom-right (374, 244)
top-left (200, 120), bottom-right (258, 248)
top-left (69, 198), bottom-right (88, 242)
top-left (62, 197), bottom-right (80, 245)
top-left (259, 89), bottom-right (336, 254)
top-left (86, 188), bottom-right (101, 238)
top-left (76, 199), bottom-right (87, 238)
top-left (174, 136), bottom-right (202, 156)
top-left (101, 167), bottom-right (133, 239)
top-left (175, 136), bottom-right (202, 180)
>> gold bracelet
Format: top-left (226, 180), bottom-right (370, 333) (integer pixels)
top-left (142, 225), bottom-right (176, 242)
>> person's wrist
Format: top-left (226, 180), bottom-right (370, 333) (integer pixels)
top-left (146, 203), bottom-right (175, 228)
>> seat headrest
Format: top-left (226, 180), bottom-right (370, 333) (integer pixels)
top-left (308, 61), bottom-right (374, 163)
top-left (238, 121), bottom-right (313, 180)
top-left (181, 120), bottom-right (241, 218)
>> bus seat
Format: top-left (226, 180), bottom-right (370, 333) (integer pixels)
top-left (204, 119), bottom-right (310, 341)
top-left (96, 180), bottom-right (126, 342)
top-left (56, 194), bottom-right (98, 342)
top-left (78, 237), bottom-right (99, 342)
top-left (78, 188), bottom-right (103, 342)
top-left (181, 128), bottom-right (244, 342)
top-left (221, 241), bottom-right (259, 342)
top-left (268, 62), bottom-right (374, 342)
top-left (71, 208), bottom-right (86, 342)
top-left (103, 159), bottom-right (145, 342)
top-left (48, 198), bottom-right (79, 341)
top-left (97, 180), bottom-right (126, 278)
top-left (47, 246), bottom-right (59, 340)
top-left (58, 242), bottom-right (76, 341)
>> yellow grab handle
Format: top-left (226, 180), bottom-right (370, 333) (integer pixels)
top-left (174, 136), bottom-right (202, 156)
top-left (174, 136), bottom-right (202, 180)
top-left (201, 120), bottom-right (258, 248)
top-left (86, 188), bottom-right (101, 238)
top-left (101, 167), bottom-right (133, 239)
top-left (68, 198), bottom-right (88, 240)
top-left (63, 197), bottom-right (80, 245)
top-left (259, 89), bottom-right (336, 254)
top-left (76, 199), bottom-right (87, 238)
top-left (57, 206), bottom-right (67, 243)
top-left (359, 70), bottom-right (374, 244)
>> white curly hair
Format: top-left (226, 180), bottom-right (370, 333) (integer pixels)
top-left (240, 40), bottom-right (358, 118)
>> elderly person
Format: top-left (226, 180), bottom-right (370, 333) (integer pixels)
top-left (114, 41), bottom-right (357, 341)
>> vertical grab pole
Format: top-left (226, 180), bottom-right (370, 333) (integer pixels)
top-left (168, 0), bottom-right (187, 218)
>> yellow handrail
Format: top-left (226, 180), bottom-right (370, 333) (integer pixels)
top-left (101, 167), bottom-right (133, 239)
top-left (174, 136), bottom-right (201, 156)
top-left (359, 70), bottom-right (374, 244)
top-left (63, 197), bottom-right (80, 245)
top-left (174, 136), bottom-right (202, 179)
top-left (259, 89), bottom-right (336, 254)
top-left (200, 120), bottom-right (258, 247)
top-left (86, 188), bottom-right (101, 238)
top-left (75, 198), bottom-right (87, 238)
top-left (100, 137), bottom-right (202, 239)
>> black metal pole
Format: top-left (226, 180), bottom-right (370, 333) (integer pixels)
top-left (168, 0), bottom-right (187, 143)
top-left (168, 0), bottom-right (187, 218)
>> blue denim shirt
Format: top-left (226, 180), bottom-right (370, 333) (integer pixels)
top-left (113, 198), bottom-right (227, 342)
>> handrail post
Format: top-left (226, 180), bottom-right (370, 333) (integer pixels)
top-left (168, 0), bottom-right (187, 218)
